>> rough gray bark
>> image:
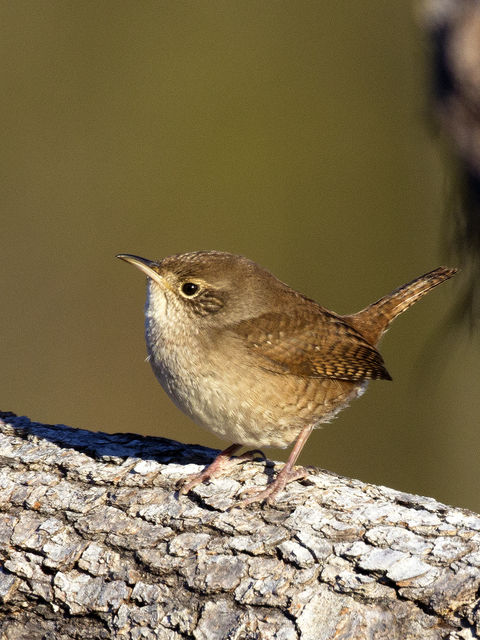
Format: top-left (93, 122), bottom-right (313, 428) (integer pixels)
top-left (0, 411), bottom-right (478, 640)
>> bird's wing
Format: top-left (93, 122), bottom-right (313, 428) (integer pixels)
top-left (230, 310), bottom-right (391, 381)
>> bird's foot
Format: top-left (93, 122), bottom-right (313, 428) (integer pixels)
top-left (178, 445), bottom-right (266, 495)
top-left (235, 465), bottom-right (309, 508)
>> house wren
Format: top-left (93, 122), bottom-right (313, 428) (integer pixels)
top-left (117, 251), bottom-right (456, 506)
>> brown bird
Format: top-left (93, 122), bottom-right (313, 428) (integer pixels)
top-left (117, 251), bottom-right (456, 506)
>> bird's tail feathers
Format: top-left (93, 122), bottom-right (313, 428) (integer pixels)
top-left (344, 267), bottom-right (457, 345)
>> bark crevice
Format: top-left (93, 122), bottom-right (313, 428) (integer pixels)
top-left (0, 411), bottom-right (478, 640)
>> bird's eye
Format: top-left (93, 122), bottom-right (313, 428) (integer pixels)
top-left (181, 282), bottom-right (199, 296)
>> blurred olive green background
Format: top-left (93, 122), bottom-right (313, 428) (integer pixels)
top-left (2, 3), bottom-right (478, 511)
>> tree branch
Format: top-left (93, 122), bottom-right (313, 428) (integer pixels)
top-left (0, 411), bottom-right (478, 639)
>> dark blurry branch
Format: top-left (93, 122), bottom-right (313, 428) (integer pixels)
top-left (422, 0), bottom-right (480, 326)
top-left (0, 411), bottom-right (479, 639)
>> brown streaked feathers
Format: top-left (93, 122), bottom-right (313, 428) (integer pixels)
top-left (231, 310), bottom-right (391, 382)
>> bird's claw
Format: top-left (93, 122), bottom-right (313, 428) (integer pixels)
top-left (178, 446), bottom-right (267, 496)
top-left (234, 467), bottom-right (309, 508)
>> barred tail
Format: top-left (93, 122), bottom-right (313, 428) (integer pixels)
top-left (344, 267), bottom-right (457, 345)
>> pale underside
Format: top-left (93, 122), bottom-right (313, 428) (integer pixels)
top-left (145, 282), bottom-right (370, 449)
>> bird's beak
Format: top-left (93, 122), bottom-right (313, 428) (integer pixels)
top-left (116, 254), bottom-right (167, 288)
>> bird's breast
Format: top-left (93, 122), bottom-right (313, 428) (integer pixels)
top-left (143, 284), bottom-right (364, 448)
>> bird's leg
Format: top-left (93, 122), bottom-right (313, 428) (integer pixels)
top-left (236, 424), bottom-right (314, 508)
top-left (179, 443), bottom-right (265, 495)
